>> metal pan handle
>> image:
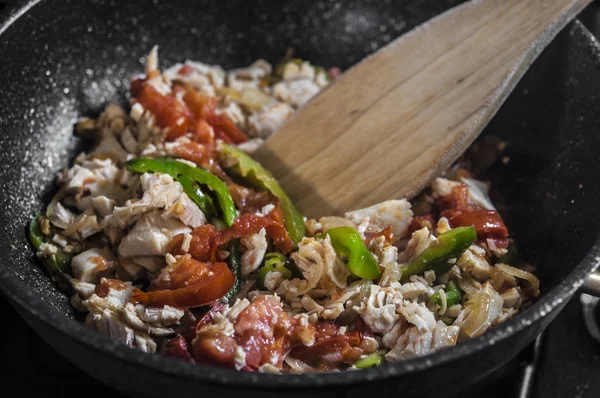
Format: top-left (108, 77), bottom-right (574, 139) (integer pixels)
top-left (581, 271), bottom-right (600, 297)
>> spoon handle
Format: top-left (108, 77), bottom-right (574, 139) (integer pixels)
top-left (255, 0), bottom-right (592, 217)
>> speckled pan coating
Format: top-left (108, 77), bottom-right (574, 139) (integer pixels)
top-left (1, 1), bottom-right (600, 397)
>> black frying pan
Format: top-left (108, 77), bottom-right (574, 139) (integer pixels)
top-left (1, 1), bottom-right (600, 397)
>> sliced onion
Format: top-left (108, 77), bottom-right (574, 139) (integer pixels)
top-left (458, 283), bottom-right (503, 338)
top-left (456, 272), bottom-right (481, 296)
top-left (284, 356), bottom-right (317, 373)
top-left (495, 263), bottom-right (540, 297)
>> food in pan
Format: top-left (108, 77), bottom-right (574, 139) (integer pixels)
top-left (29, 47), bottom-right (539, 373)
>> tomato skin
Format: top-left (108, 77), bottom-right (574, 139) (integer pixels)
top-left (183, 88), bottom-right (219, 120)
top-left (206, 112), bottom-right (248, 144)
top-left (437, 184), bottom-right (476, 218)
top-left (134, 83), bottom-right (191, 141)
top-left (366, 225), bottom-right (394, 245)
top-left (161, 335), bottom-right (195, 363)
top-left (449, 210), bottom-right (509, 239)
top-left (132, 261), bottom-right (234, 308)
top-left (289, 321), bottom-right (364, 368)
top-left (216, 204), bottom-right (293, 253)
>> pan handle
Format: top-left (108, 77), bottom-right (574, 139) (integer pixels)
top-left (581, 271), bottom-right (600, 297)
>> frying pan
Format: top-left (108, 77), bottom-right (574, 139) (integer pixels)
top-left (1, 0), bottom-right (600, 397)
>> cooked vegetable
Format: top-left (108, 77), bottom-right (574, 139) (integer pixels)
top-left (428, 280), bottom-right (462, 308)
top-left (217, 142), bottom-right (305, 244)
top-left (494, 262), bottom-right (540, 297)
top-left (28, 215), bottom-right (71, 288)
top-left (459, 283), bottom-right (503, 338)
top-left (354, 352), bottom-right (385, 368)
top-left (258, 252), bottom-right (292, 288)
top-left (449, 210), bottom-right (508, 239)
top-left (320, 226), bottom-right (381, 280)
top-left (224, 240), bottom-right (241, 301)
top-left (125, 157), bottom-right (236, 226)
top-left (133, 261), bottom-right (234, 308)
top-left (400, 226), bottom-right (476, 281)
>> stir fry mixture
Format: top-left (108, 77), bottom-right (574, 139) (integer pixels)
top-left (30, 48), bottom-right (540, 373)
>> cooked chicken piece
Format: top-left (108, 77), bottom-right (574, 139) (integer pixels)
top-left (163, 60), bottom-right (226, 94)
top-left (398, 227), bottom-right (435, 263)
top-left (91, 195), bottom-right (116, 217)
top-left (131, 256), bottom-right (165, 273)
top-left (108, 172), bottom-right (205, 228)
top-left (227, 59), bottom-right (272, 92)
top-left (280, 61), bottom-right (316, 81)
top-left (319, 216), bottom-right (357, 233)
top-left (70, 278), bottom-right (96, 299)
top-left (345, 199), bottom-right (413, 240)
top-left (272, 78), bottom-right (321, 108)
top-left (71, 247), bottom-right (116, 284)
top-left (247, 102), bottom-right (294, 138)
top-left (357, 285), bottom-right (403, 334)
top-left (500, 287), bottom-right (523, 308)
top-left (399, 301), bottom-right (438, 332)
top-left (369, 235), bottom-right (398, 267)
top-left (385, 323), bottom-right (459, 361)
top-left (120, 126), bottom-right (138, 153)
top-left (397, 281), bottom-right (430, 300)
top-left (91, 129), bottom-right (129, 163)
top-left (121, 302), bottom-right (181, 336)
top-left (431, 177), bottom-right (496, 210)
top-left (240, 228), bottom-right (268, 277)
top-left (84, 309), bottom-right (157, 353)
top-left (277, 236), bottom-right (350, 298)
top-left (457, 245), bottom-right (493, 282)
top-left (430, 177), bottom-right (461, 197)
top-left (118, 210), bottom-right (191, 257)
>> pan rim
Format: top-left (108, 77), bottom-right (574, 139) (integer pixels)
top-left (1, 0), bottom-right (600, 389)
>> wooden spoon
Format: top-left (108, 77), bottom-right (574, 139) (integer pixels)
top-left (254, 0), bottom-right (591, 218)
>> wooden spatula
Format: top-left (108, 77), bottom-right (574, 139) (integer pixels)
top-left (254, 0), bottom-right (591, 218)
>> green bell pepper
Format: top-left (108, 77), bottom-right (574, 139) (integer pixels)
top-left (353, 352), bottom-right (385, 369)
top-left (29, 215), bottom-right (72, 289)
top-left (125, 157), bottom-right (236, 226)
top-left (320, 226), bottom-right (381, 280)
top-left (428, 280), bottom-right (462, 308)
top-left (257, 252), bottom-right (292, 288)
top-left (224, 240), bottom-right (241, 301)
top-left (400, 226), bottom-right (476, 281)
top-left (216, 142), bottom-right (305, 245)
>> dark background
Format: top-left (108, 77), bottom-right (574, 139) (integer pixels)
top-left (1, 1), bottom-right (600, 397)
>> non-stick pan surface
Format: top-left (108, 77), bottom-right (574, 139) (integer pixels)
top-left (1, 1), bottom-right (600, 397)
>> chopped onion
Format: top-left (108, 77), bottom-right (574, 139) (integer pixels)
top-left (319, 216), bottom-right (357, 233)
top-left (458, 282), bottom-right (503, 338)
top-left (240, 88), bottom-right (272, 110)
top-left (495, 263), bottom-right (540, 297)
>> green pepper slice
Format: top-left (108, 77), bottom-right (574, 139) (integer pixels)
top-left (125, 157), bottom-right (236, 226)
top-left (320, 226), bottom-right (381, 280)
top-left (428, 280), bottom-right (462, 308)
top-left (224, 240), bottom-right (241, 301)
top-left (28, 215), bottom-right (72, 289)
top-left (258, 253), bottom-right (292, 288)
top-left (400, 226), bottom-right (476, 282)
top-left (354, 352), bottom-right (385, 369)
top-left (217, 142), bottom-right (305, 245)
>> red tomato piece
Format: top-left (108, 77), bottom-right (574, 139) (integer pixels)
top-left (205, 112), bottom-right (248, 144)
top-left (161, 335), bottom-right (195, 363)
top-left (449, 210), bottom-right (509, 239)
top-left (134, 84), bottom-right (191, 141)
top-left (132, 261), bottom-right (234, 308)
